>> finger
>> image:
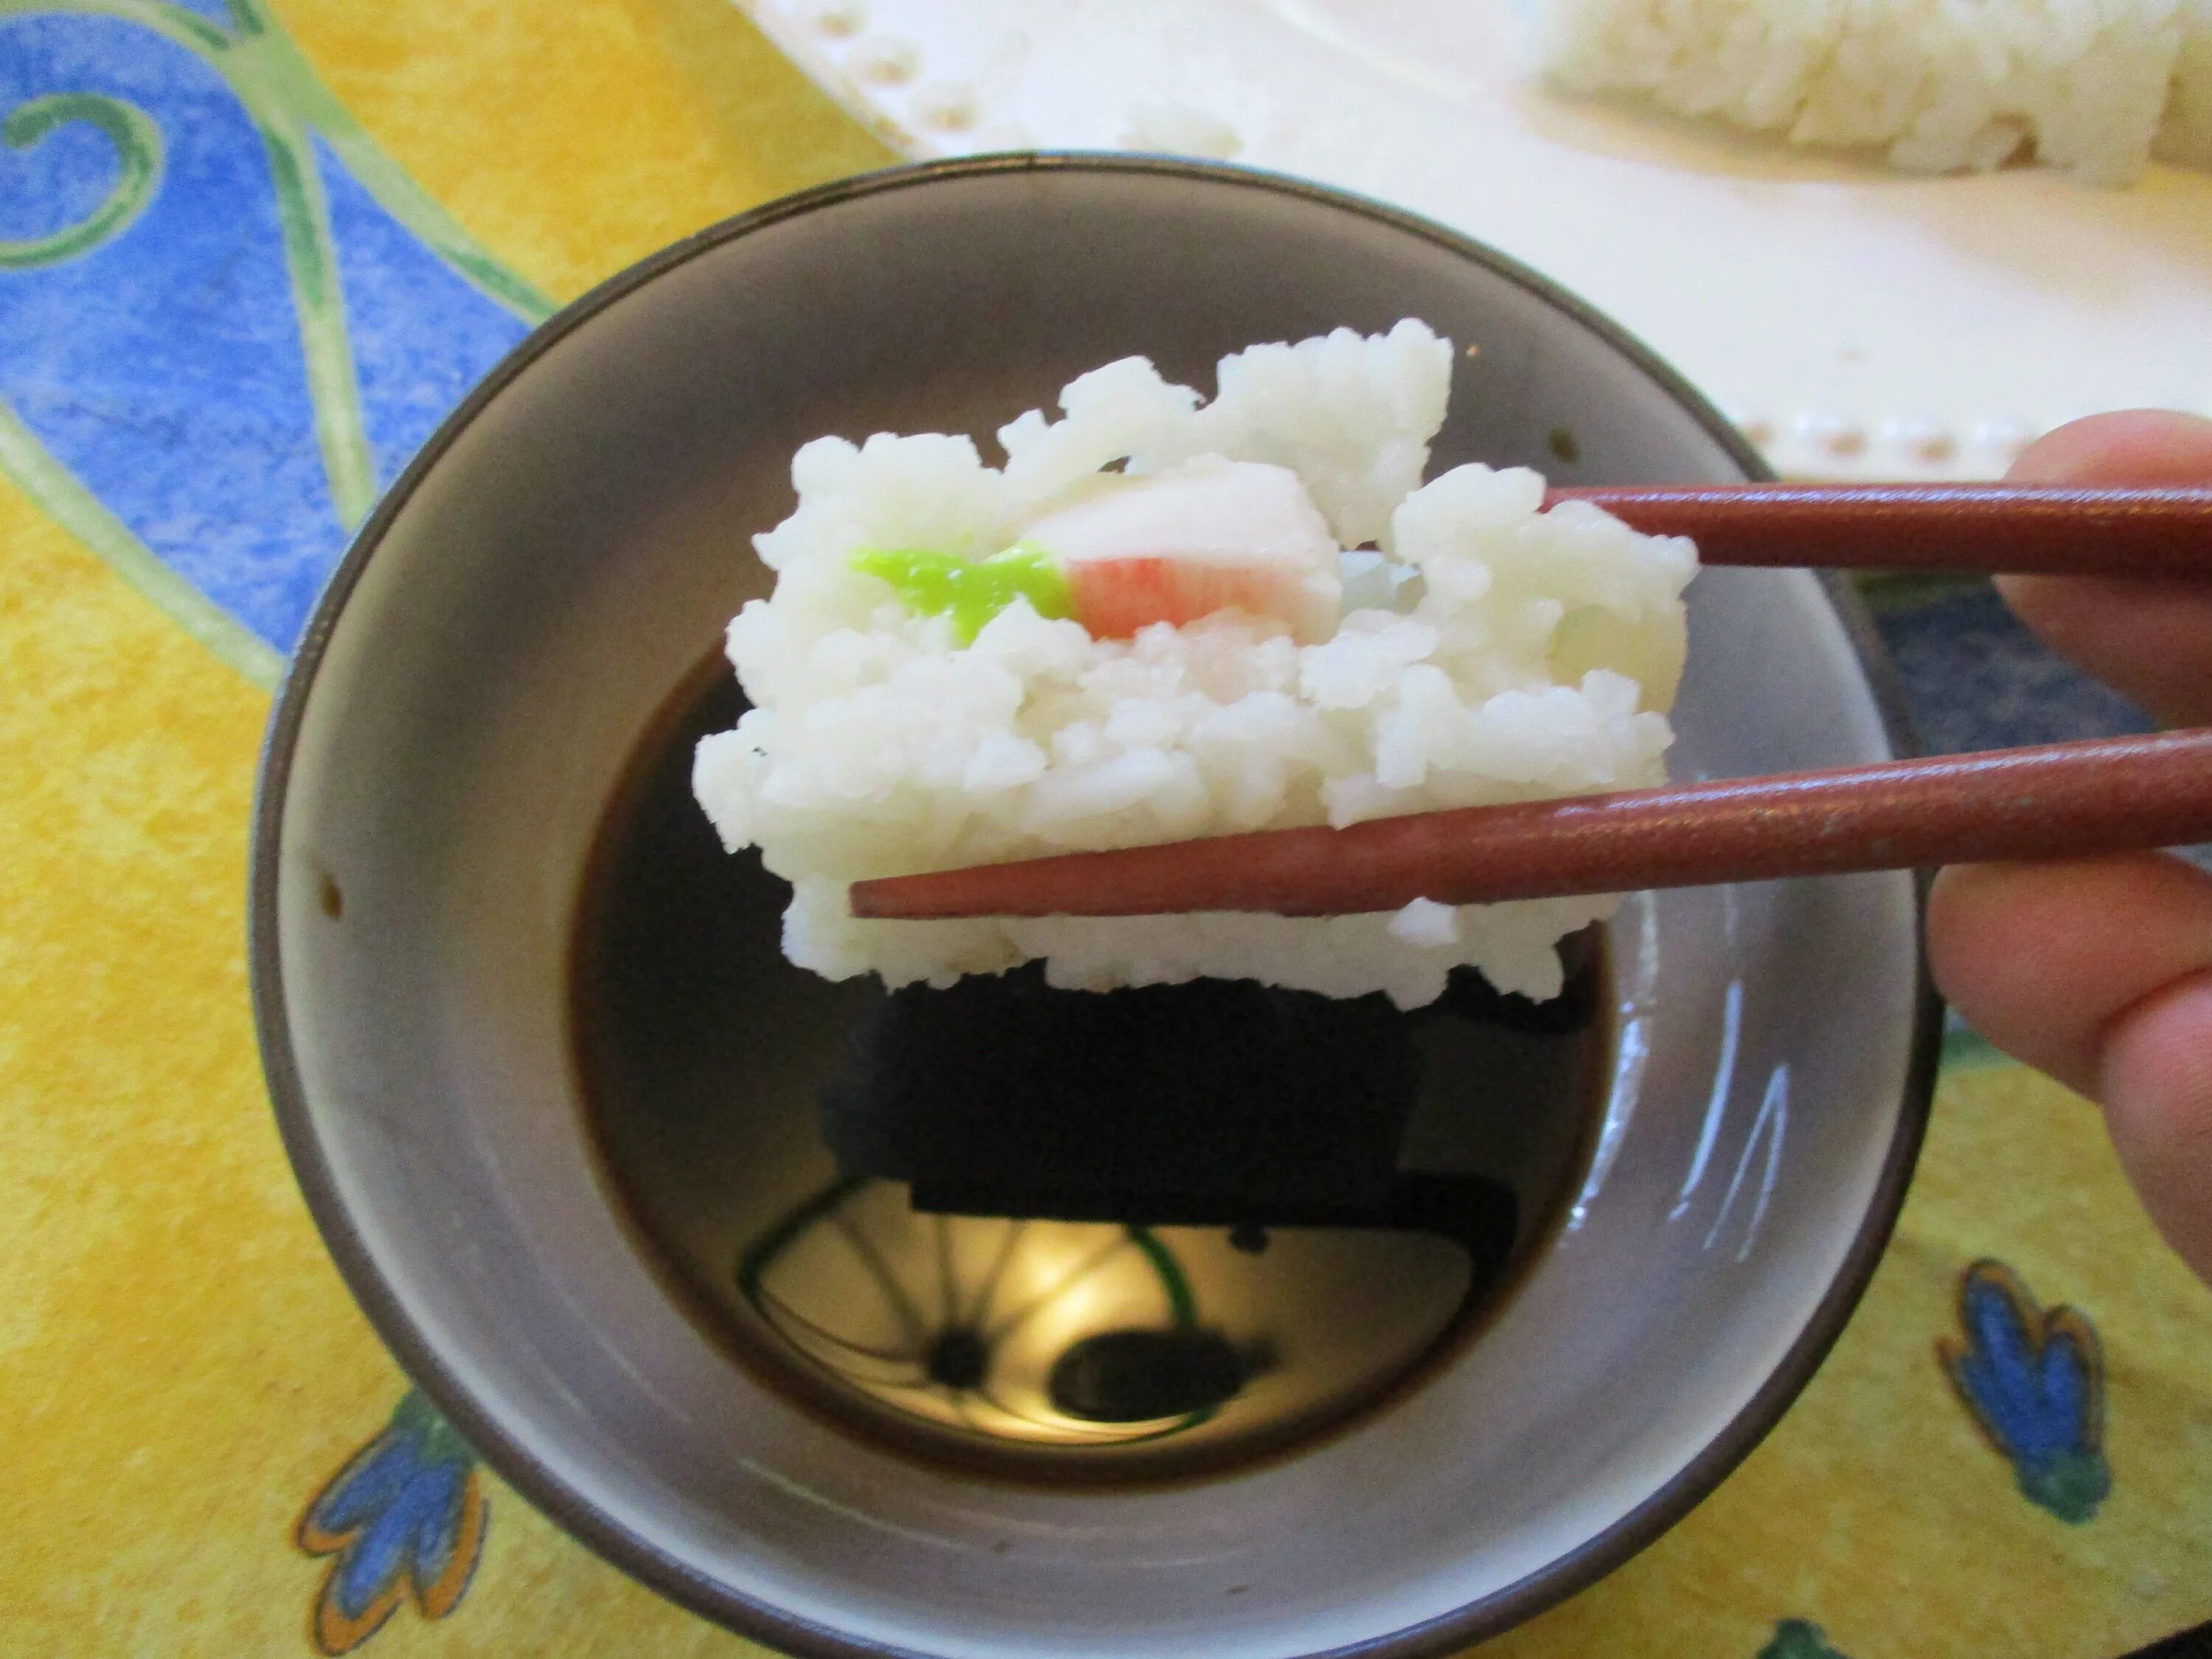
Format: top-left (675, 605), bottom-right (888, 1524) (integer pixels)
top-left (1926, 852), bottom-right (2212, 1093)
top-left (1929, 852), bottom-right (2212, 1281)
top-left (2099, 970), bottom-right (2212, 1281)
top-left (2008, 408), bottom-right (2212, 487)
top-left (1997, 411), bottom-right (2212, 726)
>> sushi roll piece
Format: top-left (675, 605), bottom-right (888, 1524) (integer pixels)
top-left (694, 321), bottom-right (1699, 1009)
top-left (1527, 0), bottom-right (2202, 185)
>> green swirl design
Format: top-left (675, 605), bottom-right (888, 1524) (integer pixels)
top-left (0, 0), bottom-right (554, 535)
top-left (0, 92), bottom-right (165, 270)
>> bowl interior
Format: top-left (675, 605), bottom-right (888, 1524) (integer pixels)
top-left (260, 160), bottom-right (1928, 1659)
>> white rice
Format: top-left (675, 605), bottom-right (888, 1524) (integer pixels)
top-left (2160, 0), bottom-right (2212, 165)
top-left (1527, 0), bottom-right (2212, 184)
top-left (692, 321), bottom-right (1697, 1009)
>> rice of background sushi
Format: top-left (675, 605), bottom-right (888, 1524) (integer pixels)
top-left (2160, 0), bottom-right (2212, 166)
top-left (692, 321), bottom-right (1697, 1010)
top-left (1528, 0), bottom-right (2212, 185)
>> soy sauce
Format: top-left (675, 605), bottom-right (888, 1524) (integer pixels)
top-left (571, 659), bottom-right (1609, 1482)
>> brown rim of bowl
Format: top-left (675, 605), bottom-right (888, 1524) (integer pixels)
top-left (248, 151), bottom-right (1942, 1659)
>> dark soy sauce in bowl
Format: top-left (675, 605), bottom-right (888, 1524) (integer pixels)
top-left (571, 660), bottom-right (1611, 1482)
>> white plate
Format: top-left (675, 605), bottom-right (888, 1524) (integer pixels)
top-left (740, 0), bottom-right (2212, 480)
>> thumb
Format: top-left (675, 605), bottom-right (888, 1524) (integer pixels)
top-left (1930, 853), bottom-right (2212, 1281)
top-left (2098, 970), bottom-right (2212, 1280)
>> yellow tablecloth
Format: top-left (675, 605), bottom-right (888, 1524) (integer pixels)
top-left (1, 4), bottom-right (2208, 1655)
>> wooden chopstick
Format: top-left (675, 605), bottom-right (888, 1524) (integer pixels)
top-left (846, 729), bottom-right (2212, 919)
top-left (1547, 484), bottom-right (2212, 577)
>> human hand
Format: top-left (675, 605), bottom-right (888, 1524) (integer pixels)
top-left (1927, 411), bottom-right (2212, 1284)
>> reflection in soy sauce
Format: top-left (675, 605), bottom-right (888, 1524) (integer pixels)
top-left (574, 665), bottom-right (1607, 1480)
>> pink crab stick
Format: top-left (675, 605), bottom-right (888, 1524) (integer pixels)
top-left (1020, 456), bottom-right (1343, 642)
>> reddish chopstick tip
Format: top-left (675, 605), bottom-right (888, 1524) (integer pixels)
top-left (848, 877), bottom-right (917, 919)
top-left (849, 867), bottom-right (1054, 921)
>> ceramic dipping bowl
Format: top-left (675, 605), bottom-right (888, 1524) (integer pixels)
top-left (252, 155), bottom-right (1936, 1659)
